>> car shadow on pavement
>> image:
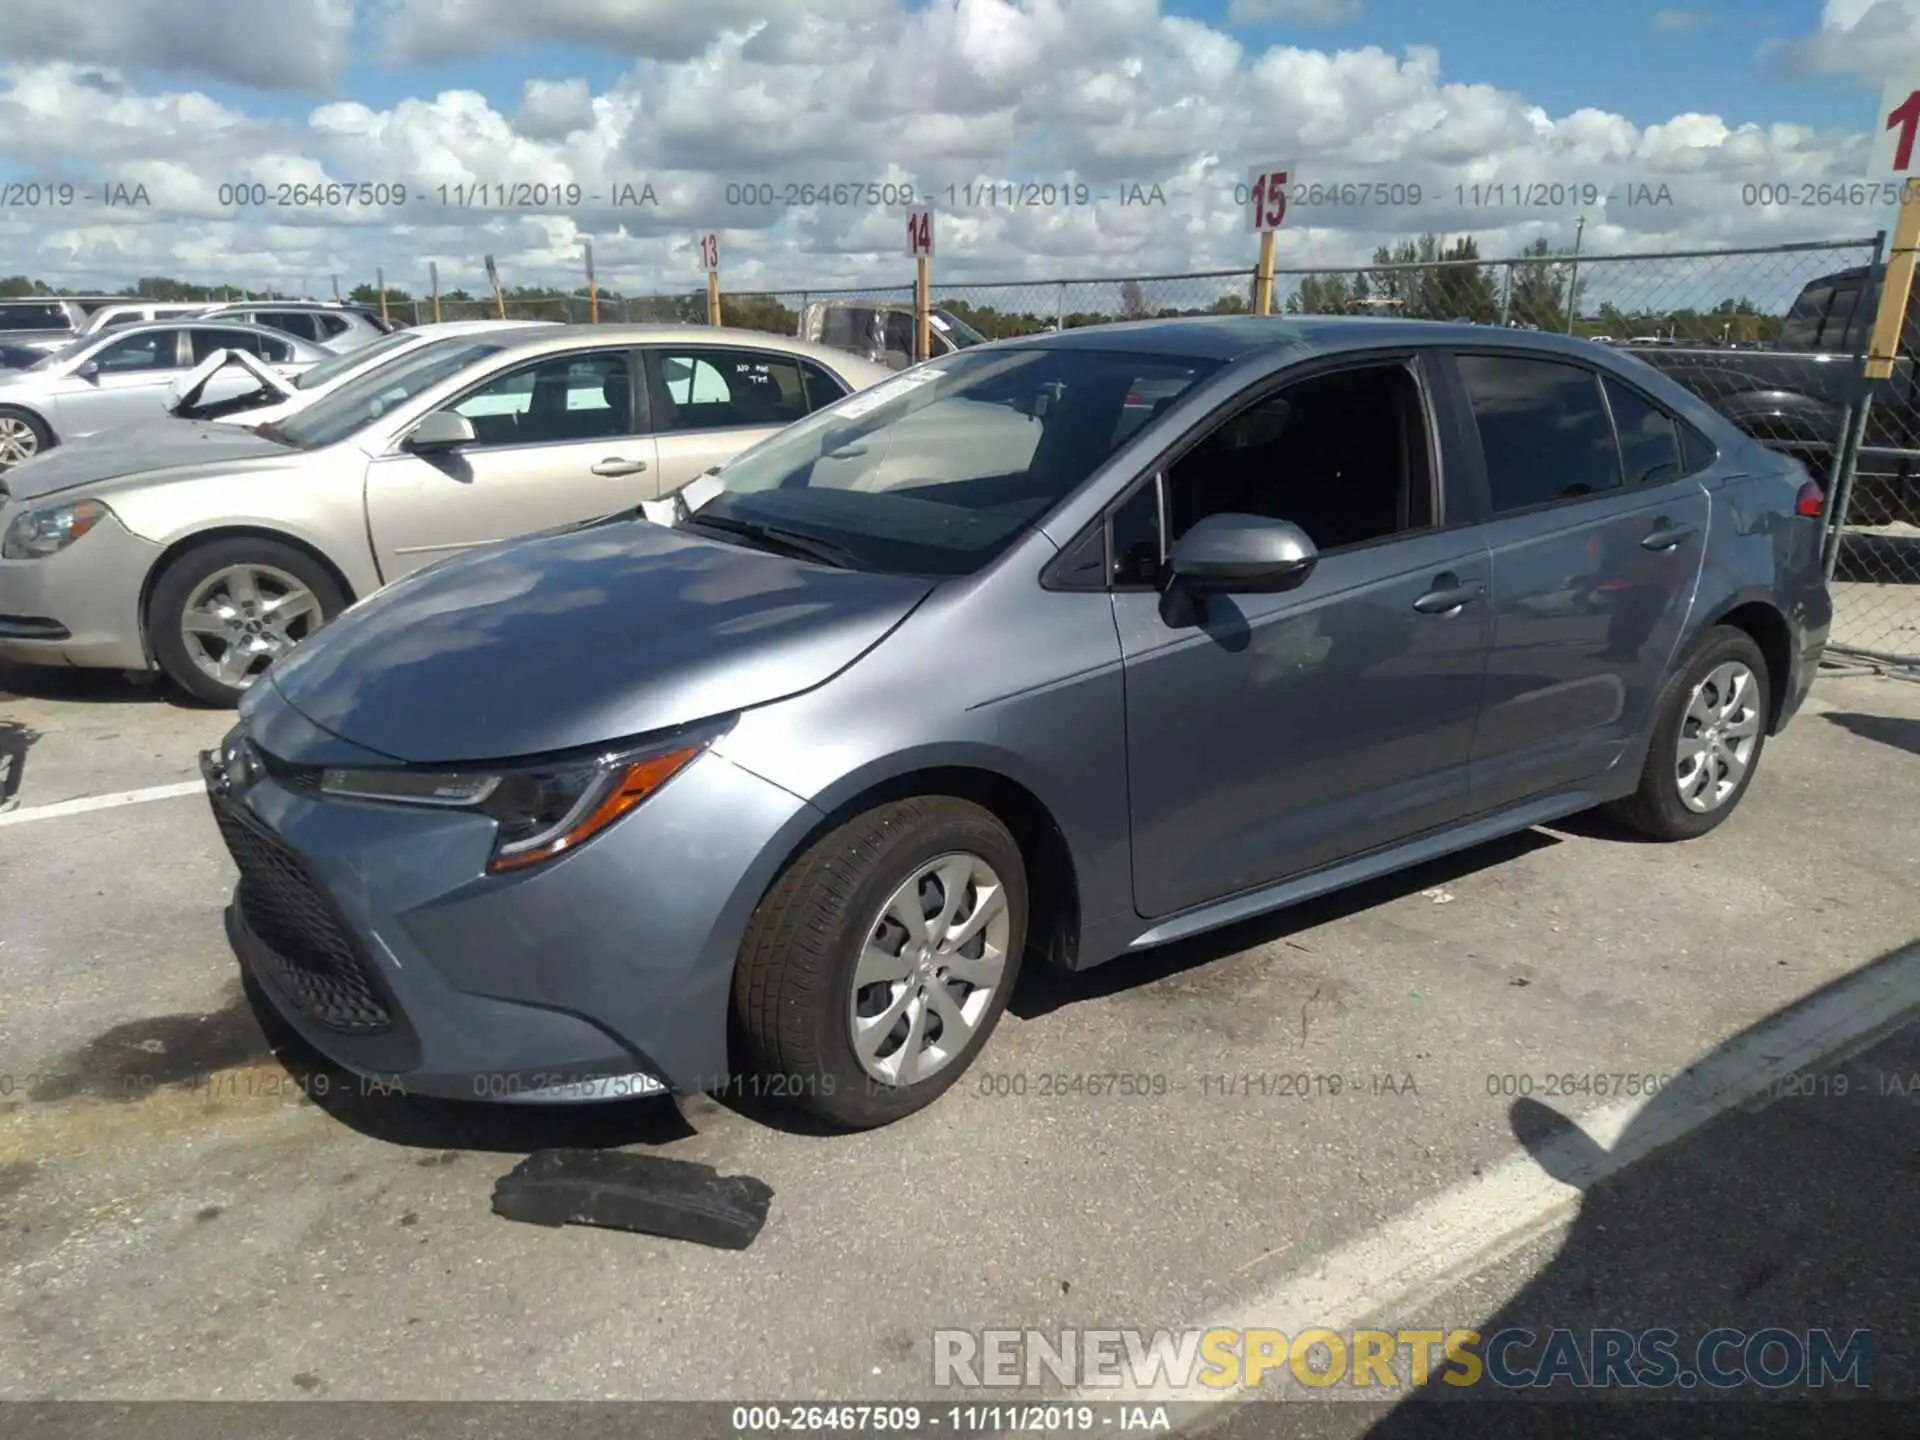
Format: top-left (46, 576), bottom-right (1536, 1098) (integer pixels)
top-left (0, 661), bottom-right (184, 707)
top-left (1008, 828), bottom-right (1561, 1021)
top-left (1821, 709), bottom-right (1920, 760)
top-left (1191, 938), bottom-right (1920, 1440)
top-left (0, 718), bottom-right (37, 807)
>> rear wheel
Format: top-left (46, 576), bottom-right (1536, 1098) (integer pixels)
top-left (1603, 626), bottom-right (1770, 841)
top-left (0, 406), bottom-right (53, 471)
top-left (146, 538), bottom-right (346, 706)
top-left (731, 796), bottom-right (1028, 1128)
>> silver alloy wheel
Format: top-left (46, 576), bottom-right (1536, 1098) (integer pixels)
top-left (0, 416), bottom-right (40, 469)
top-left (849, 851), bottom-right (1011, 1088)
top-left (1675, 659), bottom-right (1761, 814)
top-left (179, 563), bottom-right (324, 692)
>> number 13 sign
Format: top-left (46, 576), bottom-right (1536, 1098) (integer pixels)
top-left (906, 209), bottom-right (934, 258)
top-left (1246, 162), bottom-right (1290, 233)
top-left (698, 233), bottom-right (720, 272)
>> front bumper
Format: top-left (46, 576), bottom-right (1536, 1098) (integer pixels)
top-left (0, 509), bottom-right (158, 670)
top-left (201, 696), bottom-right (822, 1103)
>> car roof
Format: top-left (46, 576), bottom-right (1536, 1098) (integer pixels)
top-left (998, 314), bottom-right (1641, 365)
top-left (79, 317), bottom-right (327, 349)
top-left (469, 323), bottom-right (895, 369)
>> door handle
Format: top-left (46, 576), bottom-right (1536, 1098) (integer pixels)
top-left (1641, 521), bottom-right (1697, 551)
top-left (1413, 577), bottom-right (1484, 615)
top-left (590, 458), bottom-right (649, 477)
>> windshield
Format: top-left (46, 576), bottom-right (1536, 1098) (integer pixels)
top-left (686, 346), bottom-right (1222, 576)
top-left (272, 338), bottom-right (506, 450)
top-left (294, 329), bottom-right (419, 390)
top-left (931, 311), bottom-right (989, 348)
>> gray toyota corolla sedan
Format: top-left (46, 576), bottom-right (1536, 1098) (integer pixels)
top-left (203, 317), bottom-right (1831, 1129)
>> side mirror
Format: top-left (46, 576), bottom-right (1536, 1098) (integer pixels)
top-left (403, 410), bottom-right (476, 453)
top-left (77, 360), bottom-right (100, 380)
top-left (1166, 512), bottom-right (1318, 595)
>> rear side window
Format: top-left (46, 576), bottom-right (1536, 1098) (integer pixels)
top-left (1679, 422), bottom-right (1716, 475)
top-left (1603, 378), bottom-right (1681, 488)
top-left (1778, 278), bottom-right (1862, 353)
top-left (798, 359), bottom-right (849, 411)
top-left (314, 314), bottom-right (351, 339)
top-left (255, 311), bottom-right (320, 341)
top-left (653, 348), bottom-right (811, 430)
top-left (1458, 355), bottom-right (1622, 513)
top-left (0, 302), bottom-right (74, 332)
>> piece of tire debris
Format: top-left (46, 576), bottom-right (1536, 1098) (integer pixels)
top-left (491, 1148), bottom-right (774, 1249)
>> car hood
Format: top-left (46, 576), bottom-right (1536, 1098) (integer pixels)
top-left (263, 517), bottom-right (938, 764)
top-left (0, 420), bottom-right (295, 501)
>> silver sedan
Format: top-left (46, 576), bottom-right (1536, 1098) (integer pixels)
top-left (0, 324), bottom-right (890, 704)
top-left (0, 320), bottom-right (330, 470)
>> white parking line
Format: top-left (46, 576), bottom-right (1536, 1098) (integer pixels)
top-left (0, 780), bottom-right (205, 828)
top-left (1081, 940), bottom-right (1920, 1407)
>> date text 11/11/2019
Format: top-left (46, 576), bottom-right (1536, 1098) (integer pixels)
top-left (436, 181), bottom-right (660, 208)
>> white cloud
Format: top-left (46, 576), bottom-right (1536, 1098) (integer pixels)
top-left (0, 0), bottom-right (355, 92)
top-left (379, 0), bottom-right (891, 64)
top-left (0, 1), bottom-right (1897, 310)
top-left (1765, 0), bottom-right (1920, 82)
top-left (1227, 0), bottom-right (1364, 24)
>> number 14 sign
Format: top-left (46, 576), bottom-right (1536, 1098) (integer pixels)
top-left (905, 209), bottom-right (934, 258)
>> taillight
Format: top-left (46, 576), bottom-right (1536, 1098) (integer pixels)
top-left (1795, 480), bottom-right (1825, 518)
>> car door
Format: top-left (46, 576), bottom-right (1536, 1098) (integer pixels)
top-left (363, 346), bottom-right (658, 579)
top-left (643, 345), bottom-right (820, 496)
top-left (1110, 353), bottom-right (1493, 920)
top-left (1443, 351), bottom-right (1712, 813)
top-left (48, 329), bottom-right (192, 435)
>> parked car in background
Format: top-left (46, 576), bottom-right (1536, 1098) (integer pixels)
top-left (0, 344), bottom-right (46, 371)
top-left (1625, 264), bottom-right (1920, 526)
top-left (799, 299), bottom-right (991, 370)
top-left (193, 300), bottom-right (392, 353)
top-left (196, 316), bottom-right (1829, 1127)
top-left (0, 321), bottom-right (330, 471)
top-left (167, 319), bottom-right (560, 425)
top-left (0, 325), bottom-right (889, 704)
top-left (0, 300), bottom-right (91, 353)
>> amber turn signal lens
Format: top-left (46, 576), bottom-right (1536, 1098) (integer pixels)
top-left (487, 745), bottom-right (704, 873)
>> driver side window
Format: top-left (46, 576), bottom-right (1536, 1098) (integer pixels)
top-left (1109, 362), bottom-right (1435, 587)
top-left (93, 332), bottom-right (180, 373)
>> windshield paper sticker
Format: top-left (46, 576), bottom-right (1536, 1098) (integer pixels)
top-left (834, 369), bottom-right (942, 420)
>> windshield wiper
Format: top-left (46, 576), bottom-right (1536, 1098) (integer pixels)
top-left (681, 513), bottom-right (857, 569)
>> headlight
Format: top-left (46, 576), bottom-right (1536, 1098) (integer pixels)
top-left (2, 499), bottom-right (112, 560)
top-left (318, 735), bottom-right (712, 873)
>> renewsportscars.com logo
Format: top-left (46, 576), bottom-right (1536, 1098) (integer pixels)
top-left (931, 1326), bottom-right (1874, 1394)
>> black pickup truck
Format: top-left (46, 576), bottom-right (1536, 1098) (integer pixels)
top-left (1624, 265), bottom-right (1919, 525)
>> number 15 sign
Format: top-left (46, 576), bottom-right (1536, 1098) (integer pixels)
top-left (1246, 162), bottom-right (1290, 233)
top-left (1873, 79), bottom-right (1920, 176)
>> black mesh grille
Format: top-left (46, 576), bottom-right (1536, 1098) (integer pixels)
top-left (208, 793), bottom-right (393, 1032)
top-left (252, 745), bottom-right (322, 794)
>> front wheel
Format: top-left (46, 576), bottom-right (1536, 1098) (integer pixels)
top-left (146, 538), bottom-right (346, 706)
top-left (1603, 626), bottom-right (1770, 840)
top-left (0, 405), bottom-right (53, 471)
top-left (731, 796), bottom-right (1028, 1129)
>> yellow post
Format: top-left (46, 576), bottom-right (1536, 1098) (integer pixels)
top-left (915, 255), bottom-right (931, 362)
top-left (429, 261), bottom-right (442, 324)
top-left (584, 242), bottom-right (597, 324)
top-left (707, 269), bottom-right (722, 327)
top-left (1253, 231), bottom-right (1277, 316)
top-left (376, 268), bottom-right (389, 327)
top-left (1867, 179), bottom-right (1920, 379)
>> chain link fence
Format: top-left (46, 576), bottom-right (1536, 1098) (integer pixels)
top-left (373, 237), bottom-right (1918, 671)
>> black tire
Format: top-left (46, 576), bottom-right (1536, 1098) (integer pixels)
top-left (731, 796), bottom-right (1028, 1129)
top-left (1603, 626), bottom-right (1771, 841)
top-left (0, 404), bottom-right (54, 471)
top-left (146, 537), bottom-right (347, 707)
